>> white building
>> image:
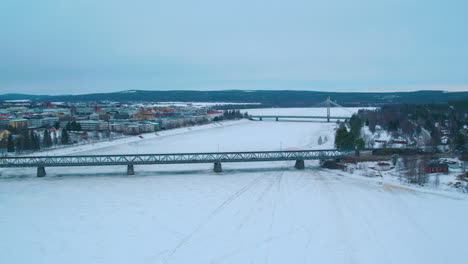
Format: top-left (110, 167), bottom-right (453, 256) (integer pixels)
top-left (78, 120), bottom-right (109, 131)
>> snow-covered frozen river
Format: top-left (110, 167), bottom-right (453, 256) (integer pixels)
top-left (1, 107), bottom-right (467, 264)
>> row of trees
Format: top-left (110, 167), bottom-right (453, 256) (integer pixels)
top-left (334, 115), bottom-right (365, 149)
top-left (164, 117), bottom-right (210, 129)
top-left (213, 110), bottom-right (247, 122)
top-left (65, 121), bottom-right (82, 131)
top-left (223, 110), bottom-right (244, 120)
top-left (2, 129), bottom-right (72, 153)
top-left (399, 157), bottom-right (430, 186)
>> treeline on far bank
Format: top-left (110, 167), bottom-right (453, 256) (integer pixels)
top-left (342, 100), bottom-right (467, 152)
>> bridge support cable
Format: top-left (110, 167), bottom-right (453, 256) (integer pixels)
top-left (248, 97), bottom-right (353, 122)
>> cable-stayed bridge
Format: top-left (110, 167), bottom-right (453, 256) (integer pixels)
top-left (249, 97), bottom-right (354, 122)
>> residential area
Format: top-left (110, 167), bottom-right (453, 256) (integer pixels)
top-left (0, 100), bottom-right (229, 154)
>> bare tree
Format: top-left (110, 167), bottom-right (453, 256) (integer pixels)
top-left (416, 158), bottom-right (429, 186)
top-left (434, 174), bottom-right (440, 188)
top-left (403, 156), bottom-right (418, 184)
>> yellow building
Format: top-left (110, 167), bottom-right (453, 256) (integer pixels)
top-left (133, 114), bottom-right (155, 120)
top-left (9, 119), bottom-right (29, 129)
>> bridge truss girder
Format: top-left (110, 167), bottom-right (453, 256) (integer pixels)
top-left (0, 149), bottom-right (355, 168)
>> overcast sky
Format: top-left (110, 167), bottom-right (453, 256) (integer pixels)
top-left (1, 0), bottom-right (467, 94)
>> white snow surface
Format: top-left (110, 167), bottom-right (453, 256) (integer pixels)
top-left (1, 108), bottom-right (467, 264)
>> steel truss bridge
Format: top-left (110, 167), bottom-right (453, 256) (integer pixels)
top-left (0, 149), bottom-right (362, 177)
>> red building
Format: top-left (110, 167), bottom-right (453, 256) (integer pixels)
top-left (425, 163), bottom-right (449, 173)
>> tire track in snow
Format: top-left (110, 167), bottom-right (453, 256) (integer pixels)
top-left (235, 173), bottom-right (277, 233)
top-left (164, 174), bottom-right (268, 261)
top-left (315, 170), bottom-right (359, 264)
top-left (336, 175), bottom-right (393, 264)
top-left (264, 171), bottom-right (284, 264)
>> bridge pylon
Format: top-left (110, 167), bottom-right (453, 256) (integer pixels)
top-left (37, 166), bottom-right (46, 177)
top-left (327, 96), bottom-right (331, 122)
top-left (214, 162), bottom-right (222, 173)
top-left (127, 164), bottom-right (135, 175)
top-left (295, 160), bottom-right (305, 169)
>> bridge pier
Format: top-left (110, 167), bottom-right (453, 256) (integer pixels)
top-left (276, 117), bottom-right (278, 121)
top-left (294, 160), bottom-right (305, 170)
top-left (37, 166), bottom-right (46, 177)
top-left (259, 117), bottom-right (262, 121)
top-left (127, 164), bottom-right (135, 175)
top-left (213, 162), bottom-right (222, 173)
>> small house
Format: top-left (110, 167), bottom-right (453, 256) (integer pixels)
top-left (377, 162), bottom-right (391, 171)
top-left (425, 163), bottom-right (449, 174)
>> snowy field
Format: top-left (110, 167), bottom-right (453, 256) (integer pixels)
top-left (1, 107), bottom-right (467, 264)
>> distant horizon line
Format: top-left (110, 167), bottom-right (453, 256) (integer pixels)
top-left (1, 89), bottom-right (468, 97)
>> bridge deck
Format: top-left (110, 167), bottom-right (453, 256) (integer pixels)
top-left (0, 149), bottom-right (358, 168)
top-left (250, 115), bottom-right (349, 119)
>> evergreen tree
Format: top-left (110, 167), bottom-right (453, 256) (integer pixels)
top-left (355, 138), bottom-right (365, 149)
top-left (54, 121), bottom-right (60, 129)
top-left (15, 137), bottom-right (23, 153)
top-left (35, 134), bottom-right (41, 150)
top-left (43, 130), bottom-right (52, 147)
top-left (349, 115), bottom-right (362, 138)
top-left (69, 121), bottom-right (82, 131)
top-left (22, 132), bottom-right (32, 151)
top-left (42, 130), bottom-right (48, 147)
top-left (318, 136), bottom-right (323, 145)
top-left (7, 134), bottom-right (15, 152)
top-left (53, 132), bottom-right (58, 145)
top-left (335, 125), bottom-right (354, 149)
top-left (454, 133), bottom-right (466, 151)
top-left (236, 110), bottom-right (242, 119)
top-left (30, 131), bottom-right (40, 150)
top-left (61, 129), bottom-right (69, 144)
top-left (0, 138), bottom-right (6, 151)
